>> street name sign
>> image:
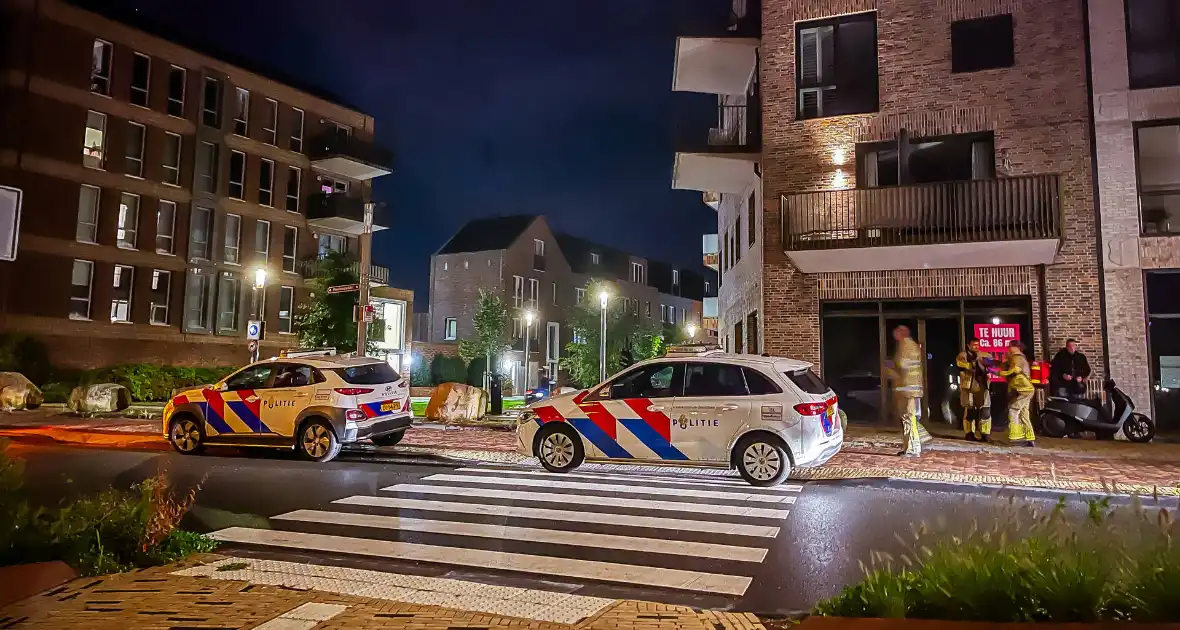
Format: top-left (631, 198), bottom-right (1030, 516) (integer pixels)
top-left (327, 283), bottom-right (360, 294)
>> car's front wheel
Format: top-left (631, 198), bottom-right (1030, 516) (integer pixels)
top-left (735, 434), bottom-right (791, 487)
top-left (298, 419), bottom-right (342, 463)
top-left (371, 430), bottom-right (405, 447)
top-left (534, 423), bottom-right (584, 473)
top-left (168, 415), bottom-right (205, 455)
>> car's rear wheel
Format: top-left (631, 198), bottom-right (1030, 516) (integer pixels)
top-left (735, 434), bottom-right (791, 487)
top-left (371, 430), bottom-right (406, 447)
top-left (534, 423), bottom-right (584, 473)
top-left (168, 415), bottom-right (205, 455)
top-left (299, 419), bottom-right (342, 463)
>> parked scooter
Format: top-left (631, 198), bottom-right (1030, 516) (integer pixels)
top-left (1038, 379), bottom-right (1155, 443)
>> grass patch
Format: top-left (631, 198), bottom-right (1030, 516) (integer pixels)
top-left (815, 496), bottom-right (1180, 622)
top-left (216, 561), bottom-right (250, 572)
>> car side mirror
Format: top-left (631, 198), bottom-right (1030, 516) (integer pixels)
top-left (610, 383), bottom-right (626, 399)
top-left (210, 382), bottom-right (227, 392)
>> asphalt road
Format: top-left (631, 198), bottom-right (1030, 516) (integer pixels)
top-left (10, 442), bottom-right (1176, 615)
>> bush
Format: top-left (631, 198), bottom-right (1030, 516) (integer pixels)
top-left (466, 357), bottom-right (487, 387)
top-left (409, 352), bottom-right (430, 386)
top-left (0, 439), bottom-right (216, 575)
top-left (0, 333), bottom-right (51, 385)
top-left (78, 365), bottom-right (238, 402)
top-left (39, 382), bottom-right (73, 404)
top-left (815, 497), bottom-right (1180, 622)
top-left (430, 354), bottom-right (467, 385)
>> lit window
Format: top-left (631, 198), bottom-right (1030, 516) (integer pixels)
top-left (83, 111), bottom-right (106, 169)
top-left (116, 193), bottom-right (139, 249)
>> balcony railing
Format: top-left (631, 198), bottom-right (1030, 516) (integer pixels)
top-left (298, 256), bottom-right (389, 286)
top-left (703, 234), bottom-right (719, 269)
top-left (781, 175), bottom-right (1062, 251)
top-left (308, 131), bottom-right (394, 178)
top-left (306, 192), bottom-right (389, 231)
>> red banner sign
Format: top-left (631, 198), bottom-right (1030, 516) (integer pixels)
top-left (974, 323), bottom-right (1020, 351)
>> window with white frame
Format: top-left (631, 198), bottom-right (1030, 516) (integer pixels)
top-left (278, 285), bottom-right (295, 333)
top-left (150, 269), bottom-right (170, 325)
top-left (575, 287), bottom-right (586, 304)
top-left (672, 269), bottom-right (680, 287)
top-left (258, 159), bottom-right (274, 206)
top-left (318, 233), bottom-right (346, 256)
top-left (189, 206), bottom-right (213, 261)
top-left (83, 111), bottom-right (106, 169)
top-left (534, 239), bottom-right (544, 256)
top-left (223, 213), bottom-right (241, 264)
top-left (660, 304), bottom-right (668, 323)
top-left (167, 66), bottom-right (185, 117)
top-left (630, 261), bottom-right (645, 284)
top-left (444, 317), bottom-right (458, 340)
top-left (184, 268), bottom-right (213, 331)
top-left (255, 220), bottom-right (270, 260)
top-left (116, 193), bottom-right (139, 249)
top-left (591, 252), bottom-right (601, 265)
top-left (76, 185), bottom-right (99, 243)
top-left (645, 301), bottom-right (651, 318)
top-left (512, 275), bottom-right (524, 307)
top-left (290, 108), bottom-right (304, 152)
top-left (286, 167), bottom-right (301, 212)
top-left (233, 87), bottom-right (249, 136)
top-left (124, 122), bottom-right (145, 177)
top-left (528, 278), bottom-right (539, 308)
top-left (216, 271), bottom-right (240, 332)
top-left (163, 132), bottom-right (181, 185)
top-left (131, 52), bottom-right (150, 107)
top-left (70, 260), bottom-right (94, 320)
top-left (196, 141), bottom-right (218, 194)
top-left (228, 150), bottom-right (245, 199)
top-left (155, 200), bottom-right (175, 254)
top-left (110, 264), bottom-right (134, 323)
top-left (202, 77), bottom-right (221, 127)
top-left (680, 307), bottom-right (686, 324)
top-left (512, 317), bottom-right (523, 339)
top-left (282, 226), bottom-right (297, 272)
top-left (91, 39), bottom-right (112, 95)
top-left (262, 98), bottom-right (278, 145)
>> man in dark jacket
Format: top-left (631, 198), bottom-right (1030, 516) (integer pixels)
top-left (1050, 338), bottom-right (1091, 400)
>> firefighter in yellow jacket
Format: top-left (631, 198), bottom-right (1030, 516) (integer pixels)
top-left (956, 338), bottom-right (992, 442)
top-left (887, 325), bottom-right (929, 456)
top-left (1000, 341), bottom-right (1037, 446)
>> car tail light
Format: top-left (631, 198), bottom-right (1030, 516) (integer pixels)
top-left (345, 409), bottom-right (366, 421)
top-left (794, 402), bottom-right (828, 416)
top-left (334, 387), bottom-right (373, 396)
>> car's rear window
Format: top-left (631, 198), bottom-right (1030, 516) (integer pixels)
top-left (785, 368), bottom-right (830, 395)
top-left (335, 362), bottom-right (400, 385)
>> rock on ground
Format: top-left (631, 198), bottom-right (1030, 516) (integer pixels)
top-left (0, 372), bottom-right (43, 411)
top-left (67, 383), bottom-right (132, 414)
top-left (425, 382), bottom-right (488, 423)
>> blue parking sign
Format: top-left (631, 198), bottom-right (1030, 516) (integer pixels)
top-left (246, 320), bottom-right (264, 341)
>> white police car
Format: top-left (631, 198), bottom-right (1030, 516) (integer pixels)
top-left (516, 347), bottom-right (842, 486)
top-left (164, 350), bottom-right (411, 463)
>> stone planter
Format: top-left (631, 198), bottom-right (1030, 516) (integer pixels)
top-left (67, 383), bottom-right (132, 414)
top-left (0, 372), bottom-right (43, 410)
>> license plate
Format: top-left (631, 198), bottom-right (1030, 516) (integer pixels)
top-left (380, 401), bottom-right (396, 412)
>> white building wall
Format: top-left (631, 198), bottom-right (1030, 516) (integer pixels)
top-left (717, 176), bottom-right (763, 353)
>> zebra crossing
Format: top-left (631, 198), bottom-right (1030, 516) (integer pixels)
top-left (208, 466), bottom-right (803, 598)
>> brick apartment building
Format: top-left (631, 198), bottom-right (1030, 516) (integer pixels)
top-left (426, 215), bottom-right (713, 389)
top-left (675, 0), bottom-right (1105, 423)
top-left (0, 0), bottom-right (400, 369)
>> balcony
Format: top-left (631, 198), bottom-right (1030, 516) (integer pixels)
top-left (308, 131), bottom-right (394, 181)
top-left (703, 297), bottom-right (719, 332)
top-left (306, 192), bottom-right (389, 236)
top-left (673, 103), bottom-right (760, 194)
top-left (672, 5), bottom-right (760, 95)
top-left (298, 256), bottom-right (390, 287)
top-left (781, 175), bottom-right (1063, 273)
top-left (703, 191), bottom-right (721, 210)
top-left (703, 234), bottom-right (719, 270)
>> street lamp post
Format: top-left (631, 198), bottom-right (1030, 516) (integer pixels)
top-left (598, 290), bottom-right (609, 383)
top-left (523, 310), bottom-right (536, 391)
top-left (687, 323), bottom-right (697, 343)
top-left (250, 267), bottom-right (267, 362)
top-left (356, 202), bottom-right (375, 356)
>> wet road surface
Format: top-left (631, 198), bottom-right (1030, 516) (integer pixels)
top-left (11, 442), bottom-right (1175, 614)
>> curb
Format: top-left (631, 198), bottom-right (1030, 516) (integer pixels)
top-left (0, 427), bottom-right (169, 451)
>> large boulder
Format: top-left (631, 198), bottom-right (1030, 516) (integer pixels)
top-left (425, 382), bottom-right (488, 423)
top-left (67, 383), bottom-right (131, 414)
top-left (0, 372), bottom-right (43, 410)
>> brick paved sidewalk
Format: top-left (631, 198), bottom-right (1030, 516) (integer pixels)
top-left (0, 555), bottom-right (766, 630)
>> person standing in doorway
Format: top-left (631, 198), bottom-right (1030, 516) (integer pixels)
top-left (887, 325), bottom-right (926, 457)
top-left (956, 338), bottom-right (992, 442)
top-left (1001, 341), bottom-right (1037, 446)
top-left (1050, 338), bottom-right (1091, 400)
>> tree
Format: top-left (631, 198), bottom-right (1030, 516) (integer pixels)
top-left (409, 351), bottom-right (430, 386)
top-left (559, 280), bottom-right (664, 388)
top-left (430, 354), bottom-right (467, 384)
top-left (458, 289), bottom-right (510, 381)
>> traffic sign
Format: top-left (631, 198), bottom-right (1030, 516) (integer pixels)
top-left (327, 283), bottom-right (360, 294)
top-left (246, 320), bottom-right (265, 340)
top-left (247, 340), bottom-right (258, 353)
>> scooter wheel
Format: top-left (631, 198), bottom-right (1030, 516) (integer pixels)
top-left (1039, 411), bottom-right (1070, 438)
top-left (1123, 413), bottom-right (1155, 443)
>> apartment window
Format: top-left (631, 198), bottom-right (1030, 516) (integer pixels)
top-left (1127, 0), bottom-right (1180, 89)
top-left (110, 265), bottom-right (134, 323)
top-left (575, 287), bottom-right (586, 304)
top-left (796, 12), bottom-right (878, 119)
top-left (672, 269), bottom-right (680, 287)
top-left (70, 260), bottom-right (94, 320)
top-left (255, 220), bottom-right (271, 260)
top-left (632, 299), bottom-right (639, 316)
top-left (1135, 123), bottom-right (1180, 234)
top-left (228, 150), bottom-right (245, 199)
top-left (286, 167), bottom-right (301, 212)
top-left (533, 238), bottom-right (545, 270)
top-left (184, 269), bottom-right (213, 331)
top-left (645, 301), bottom-right (652, 318)
top-left (262, 99), bottom-right (278, 145)
top-left (124, 122), bottom-right (145, 177)
top-left (321, 177), bottom-right (348, 194)
top-left (660, 304), bottom-right (668, 323)
top-left (189, 206), bottom-right (213, 260)
top-left (282, 226), bottom-right (297, 272)
top-left (202, 77), bottom-right (221, 127)
top-left (747, 191), bottom-right (757, 246)
top-left (155, 200), bottom-right (175, 254)
top-left (83, 111), bottom-right (106, 169)
top-left (195, 141), bottom-right (218, 194)
top-left (552, 282), bottom-right (558, 306)
top-left (747, 311), bottom-right (759, 353)
top-left (512, 275), bottom-right (524, 308)
top-left (233, 88), bottom-right (249, 136)
top-left (857, 131), bottom-right (995, 187)
top-left (951, 14), bottom-right (1014, 73)
top-left (90, 39), bottom-right (113, 96)
top-left (150, 269), bottom-right (171, 325)
top-left (630, 261), bottom-right (645, 284)
top-left (76, 185), bottom-right (100, 243)
top-left (278, 286), bottom-right (295, 333)
top-left (290, 108), bottom-right (305, 152)
top-left (131, 53), bottom-right (150, 106)
top-left (224, 213), bottom-right (242, 264)
top-left (528, 278), bottom-right (539, 308)
top-left (591, 252), bottom-right (601, 265)
top-left (444, 317), bottom-right (458, 340)
top-left (735, 215), bottom-right (742, 263)
top-left (317, 233), bottom-right (347, 256)
top-left (512, 317), bottom-right (523, 339)
top-left (116, 193), bottom-right (139, 249)
top-left (216, 272), bottom-right (240, 332)
top-left (163, 132), bottom-right (182, 185)
top-left (167, 66), bottom-right (186, 117)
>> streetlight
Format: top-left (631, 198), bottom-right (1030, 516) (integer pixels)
top-left (522, 310), bottom-right (536, 391)
top-left (686, 323), bottom-right (697, 342)
top-left (250, 266), bottom-right (267, 362)
top-left (598, 290), bottom-right (610, 383)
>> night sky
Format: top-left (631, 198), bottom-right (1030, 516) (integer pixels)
top-left (101, 0), bottom-right (725, 306)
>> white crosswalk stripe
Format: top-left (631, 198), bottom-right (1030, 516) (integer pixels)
top-left (209, 467), bottom-right (806, 599)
